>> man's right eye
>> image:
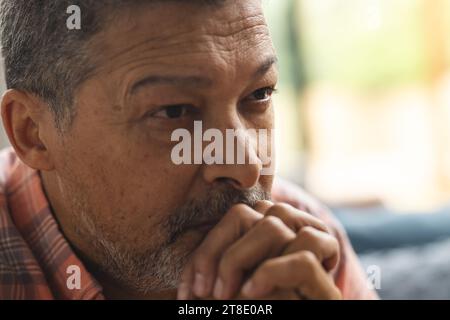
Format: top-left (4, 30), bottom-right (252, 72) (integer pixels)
top-left (151, 105), bottom-right (193, 119)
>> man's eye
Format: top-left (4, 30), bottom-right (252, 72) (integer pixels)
top-left (151, 105), bottom-right (192, 119)
top-left (249, 87), bottom-right (277, 101)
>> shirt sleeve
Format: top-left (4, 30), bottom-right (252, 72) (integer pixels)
top-left (271, 177), bottom-right (378, 300)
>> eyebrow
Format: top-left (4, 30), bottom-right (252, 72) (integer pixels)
top-left (130, 55), bottom-right (278, 95)
top-left (254, 56), bottom-right (278, 78)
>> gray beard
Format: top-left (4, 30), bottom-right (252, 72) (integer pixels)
top-left (77, 184), bottom-right (270, 294)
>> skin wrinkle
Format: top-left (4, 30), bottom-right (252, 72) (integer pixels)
top-left (103, 46), bottom-right (276, 124)
top-left (96, 4), bottom-right (266, 66)
top-left (95, 11), bottom-right (269, 76)
top-left (108, 26), bottom-right (272, 106)
top-left (94, 10), bottom-right (272, 109)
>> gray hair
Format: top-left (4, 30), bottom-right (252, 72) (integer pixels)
top-left (0, 0), bottom-right (224, 129)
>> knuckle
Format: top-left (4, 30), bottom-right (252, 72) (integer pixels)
top-left (298, 226), bottom-right (318, 241)
top-left (226, 204), bottom-right (259, 224)
top-left (267, 203), bottom-right (292, 215)
top-left (262, 215), bottom-right (284, 227)
top-left (260, 216), bottom-right (296, 241)
top-left (295, 251), bottom-right (319, 271)
top-left (329, 235), bottom-right (340, 251)
top-left (320, 231), bottom-right (340, 252)
top-left (226, 204), bottom-right (248, 219)
top-left (267, 203), bottom-right (328, 233)
top-left (259, 215), bottom-right (287, 236)
top-left (221, 204), bottom-right (263, 237)
top-left (295, 212), bottom-right (327, 231)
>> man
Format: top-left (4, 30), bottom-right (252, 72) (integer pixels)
top-left (0, 0), bottom-right (376, 300)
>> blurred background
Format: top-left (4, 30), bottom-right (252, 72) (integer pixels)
top-left (0, 0), bottom-right (449, 299)
top-left (263, 0), bottom-right (450, 299)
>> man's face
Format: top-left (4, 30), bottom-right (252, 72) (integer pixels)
top-left (42, 0), bottom-right (278, 293)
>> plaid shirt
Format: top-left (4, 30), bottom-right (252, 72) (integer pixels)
top-left (0, 147), bottom-right (376, 300)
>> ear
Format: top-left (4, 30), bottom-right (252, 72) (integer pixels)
top-left (1, 89), bottom-right (54, 171)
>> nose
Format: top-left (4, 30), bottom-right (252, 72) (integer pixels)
top-left (202, 160), bottom-right (262, 190)
top-left (201, 128), bottom-right (263, 190)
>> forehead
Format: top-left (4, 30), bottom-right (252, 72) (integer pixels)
top-left (91, 0), bottom-right (274, 75)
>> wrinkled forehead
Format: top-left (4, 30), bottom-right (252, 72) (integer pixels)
top-left (91, 0), bottom-right (272, 72)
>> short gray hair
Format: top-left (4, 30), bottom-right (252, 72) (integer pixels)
top-left (0, 0), bottom-right (224, 129)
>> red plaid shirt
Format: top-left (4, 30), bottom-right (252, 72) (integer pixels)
top-left (0, 147), bottom-right (376, 299)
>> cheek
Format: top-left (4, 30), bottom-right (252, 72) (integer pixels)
top-left (81, 151), bottom-right (198, 248)
top-left (56, 111), bottom-right (200, 245)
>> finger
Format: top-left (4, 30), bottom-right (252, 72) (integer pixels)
top-left (213, 215), bottom-right (296, 300)
top-left (283, 226), bottom-right (340, 272)
top-left (253, 200), bottom-right (273, 214)
top-left (178, 204), bottom-right (263, 299)
top-left (241, 251), bottom-right (342, 300)
top-left (178, 254), bottom-right (198, 300)
top-left (236, 288), bottom-right (299, 300)
top-left (184, 201), bottom-right (272, 300)
top-left (198, 288), bottom-right (299, 300)
top-left (264, 203), bottom-right (329, 233)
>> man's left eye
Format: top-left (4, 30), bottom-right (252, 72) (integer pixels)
top-left (249, 87), bottom-right (276, 101)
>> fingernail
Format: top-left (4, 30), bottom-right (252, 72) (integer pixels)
top-left (213, 278), bottom-right (224, 299)
top-left (242, 280), bottom-right (254, 297)
top-left (193, 273), bottom-right (207, 297)
top-left (177, 282), bottom-right (190, 300)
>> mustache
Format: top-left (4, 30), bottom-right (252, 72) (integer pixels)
top-left (164, 184), bottom-right (271, 244)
